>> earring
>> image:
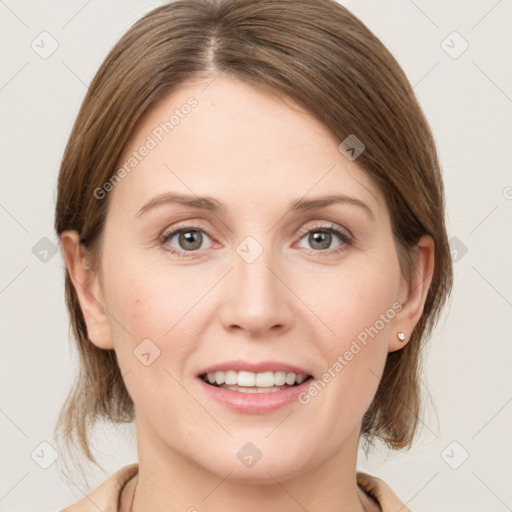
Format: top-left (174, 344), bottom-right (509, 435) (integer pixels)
top-left (397, 332), bottom-right (406, 342)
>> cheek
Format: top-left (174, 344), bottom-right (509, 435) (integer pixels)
top-left (300, 258), bottom-right (399, 406)
top-left (99, 249), bottom-right (208, 380)
top-left (307, 257), bottom-right (400, 346)
top-left (100, 262), bottom-right (207, 424)
top-left (102, 245), bottom-right (205, 337)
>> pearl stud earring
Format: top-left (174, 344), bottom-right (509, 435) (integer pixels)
top-left (397, 332), bottom-right (406, 342)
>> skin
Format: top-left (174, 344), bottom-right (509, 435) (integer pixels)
top-left (61, 75), bottom-right (434, 512)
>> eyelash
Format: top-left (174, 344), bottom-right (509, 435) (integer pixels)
top-left (159, 222), bottom-right (353, 257)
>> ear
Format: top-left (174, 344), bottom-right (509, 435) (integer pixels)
top-left (389, 234), bottom-right (435, 353)
top-left (59, 230), bottom-right (114, 350)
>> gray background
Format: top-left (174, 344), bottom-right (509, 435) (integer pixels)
top-left (0, 1), bottom-right (511, 510)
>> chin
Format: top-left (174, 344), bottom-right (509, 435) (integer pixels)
top-left (188, 436), bottom-right (317, 484)
top-left (207, 458), bottom-right (309, 485)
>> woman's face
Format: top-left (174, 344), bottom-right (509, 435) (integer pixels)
top-left (89, 76), bottom-right (415, 481)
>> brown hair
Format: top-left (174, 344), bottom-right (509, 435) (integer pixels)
top-left (54, 0), bottom-right (453, 477)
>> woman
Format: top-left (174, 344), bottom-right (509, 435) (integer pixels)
top-left (55, 0), bottom-right (453, 510)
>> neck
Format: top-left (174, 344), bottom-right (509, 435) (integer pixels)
top-left (129, 415), bottom-right (371, 512)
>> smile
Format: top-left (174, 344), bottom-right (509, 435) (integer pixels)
top-left (200, 370), bottom-right (312, 393)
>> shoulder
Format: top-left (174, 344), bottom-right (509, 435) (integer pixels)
top-left (60, 463), bottom-right (139, 512)
top-left (356, 471), bottom-right (411, 512)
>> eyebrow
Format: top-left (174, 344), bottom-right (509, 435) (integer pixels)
top-left (136, 192), bottom-right (375, 221)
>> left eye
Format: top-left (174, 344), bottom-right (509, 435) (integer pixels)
top-left (296, 225), bottom-right (352, 253)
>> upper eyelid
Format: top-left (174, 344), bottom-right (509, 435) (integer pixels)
top-left (161, 220), bottom-right (350, 237)
top-left (296, 222), bottom-right (351, 238)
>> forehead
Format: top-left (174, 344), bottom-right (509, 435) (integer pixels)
top-left (109, 76), bottom-right (383, 219)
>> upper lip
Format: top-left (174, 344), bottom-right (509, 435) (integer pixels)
top-left (197, 360), bottom-right (313, 377)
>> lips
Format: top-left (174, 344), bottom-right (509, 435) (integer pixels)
top-left (197, 360), bottom-right (313, 393)
top-left (195, 364), bottom-right (315, 414)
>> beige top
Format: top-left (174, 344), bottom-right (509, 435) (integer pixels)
top-left (60, 463), bottom-right (411, 512)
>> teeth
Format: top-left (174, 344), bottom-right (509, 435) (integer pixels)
top-left (274, 371), bottom-right (286, 386)
top-left (295, 374), bottom-right (305, 384)
top-left (224, 370), bottom-right (237, 385)
top-left (203, 370), bottom-right (309, 387)
top-left (285, 372), bottom-right (296, 385)
top-left (238, 371), bottom-right (255, 387)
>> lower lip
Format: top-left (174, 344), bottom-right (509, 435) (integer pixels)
top-left (196, 377), bottom-right (314, 414)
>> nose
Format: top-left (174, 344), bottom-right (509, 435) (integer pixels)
top-left (218, 242), bottom-right (294, 337)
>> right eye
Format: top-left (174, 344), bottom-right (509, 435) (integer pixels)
top-left (159, 224), bottom-right (216, 256)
